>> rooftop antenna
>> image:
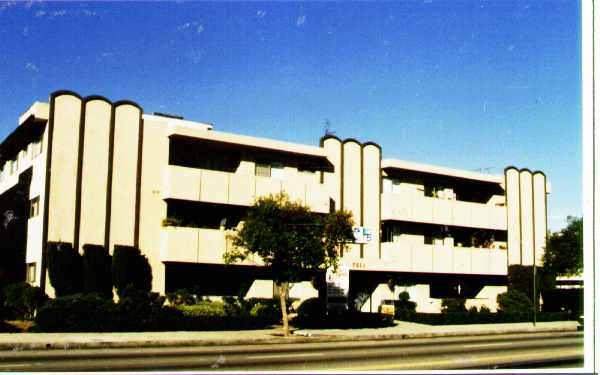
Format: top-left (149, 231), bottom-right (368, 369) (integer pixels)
top-left (324, 119), bottom-right (336, 136)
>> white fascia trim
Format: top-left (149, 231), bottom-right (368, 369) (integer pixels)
top-left (18, 102), bottom-right (50, 125)
top-left (382, 158), bottom-right (504, 184)
top-left (165, 126), bottom-right (327, 158)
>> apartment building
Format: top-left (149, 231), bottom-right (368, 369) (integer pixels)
top-left (0, 90), bottom-right (549, 312)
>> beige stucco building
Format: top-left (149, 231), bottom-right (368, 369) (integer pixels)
top-left (0, 90), bottom-right (549, 313)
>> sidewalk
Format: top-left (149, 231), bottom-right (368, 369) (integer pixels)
top-left (0, 321), bottom-right (579, 350)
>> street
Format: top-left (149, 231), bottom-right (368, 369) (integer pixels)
top-left (0, 331), bottom-right (583, 371)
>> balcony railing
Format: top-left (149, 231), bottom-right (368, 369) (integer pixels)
top-left (162, 165), bottom-right (329, 213)
top-left (160, 226), bottom-right (263, 265)
top-left (375, 242), bottom-right (507, 275)
top-left (381, 192), bottom-right (507, 230)
top-left (160, 227), bottom-right (506, 276)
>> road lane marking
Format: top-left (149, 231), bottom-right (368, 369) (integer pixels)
top-left (462, 342), bottom-right (514, 348)
top-left (334, 348), bottom-right (583, 371)
top-left (246, 352), bottom-right (325, 360)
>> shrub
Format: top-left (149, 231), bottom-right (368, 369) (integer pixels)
top-left (394, 291), bottom-right (417, 320)
top-left (46, 242), bottom-right (83, 297)
top-left (250, 302), bottom-right (280, 324)
top-left (508, 265), bottom-right (541, 301)
top-left (441, 298), bottom-right (467, 314)
top-left (296, 297), bottom-right (326, 322)
top-left (161, 217), bottom-right (182, 227)
top-left (174, 300), bottom-right (278, 330)
top-left (35, 293), bottom-right (117, 332)
top-left (497, 289), bottom-right (532, 315)
top-left (177, 301), bottom-right (227, 317)
top-left (35, 288), bottom-right (188, 332)
top-left (115, 286), bottom-right (183, 331)
top-left (3, 282), bottom-right (48, 320)
top-left (167, 289), bottom-right (197, 306)
top-left (82, 244), bottom-right (112, 299)
top-left (112, 246), bottom-right (152, 299)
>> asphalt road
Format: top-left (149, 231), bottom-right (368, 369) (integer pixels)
top-left (0, 331), bottom-right (583, 371)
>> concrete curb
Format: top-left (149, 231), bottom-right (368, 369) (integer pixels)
top-left (0, 322), bottom-right (579, 351)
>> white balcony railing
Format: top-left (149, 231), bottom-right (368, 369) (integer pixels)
top-left (162, 166), bottom-right (329, 213)
top-left (372, 242), bottom-right (507, 275)
top-left (160, 226), bottom-right (263, 265)
top-left (381, 192), bottom-right (507, 230)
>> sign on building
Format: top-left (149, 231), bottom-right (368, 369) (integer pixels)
top-left (352, 226), bottom-right (372, 244)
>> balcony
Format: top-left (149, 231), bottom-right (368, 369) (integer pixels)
top-left (160, 226), bottom-right (263, 265)
top-left (362, 242), bottom-right (507, 275)
top-left (381, 192), bottom-right (506, 230)
top-left (162, 165), bottom-right (329, 213)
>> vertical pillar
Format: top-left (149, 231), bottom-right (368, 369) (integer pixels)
top-left (321, 136), bottom-right (342, 210)
top-left (76, 97), bottom-right (112, 252)
top-left (108, 102), bottom-right (142, 252)
top-left (342, 140), bottom-right (362, 258)
top-left (519, 170), bottom-right (534, 265)
top-left (46, 92), bottom-right (83, 244)
top-left (362, 143), bottom-right (381, 260)
top-left (505, 167), bottom-right (521, 265)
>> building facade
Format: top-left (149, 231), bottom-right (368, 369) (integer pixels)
top-left (0, 90), bottom-right (549, 312)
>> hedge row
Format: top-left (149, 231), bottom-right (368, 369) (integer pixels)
top-left (46, 242), bottom-right (151, 299)
top-left (34, 291), bottom-right (280, 332)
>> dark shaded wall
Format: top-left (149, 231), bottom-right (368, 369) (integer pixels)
top-left (0, 168), bottom-right (32, 287)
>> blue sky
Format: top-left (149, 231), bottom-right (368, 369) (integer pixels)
top-left (0, 1), bottom-right (581, 231)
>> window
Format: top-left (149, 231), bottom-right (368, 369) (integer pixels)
top-left (26, 263), bottom-right (36, 284)
top-left (34, 136), bottom-right (44, 157)
top-left (256, 161), bottom-right (286, 179)
top-left (255, 162), bottom-right (271, 177)
top-left (271, 162), bottom-right (285, 179)
top-left (29, 196), bottom-right (40, 218)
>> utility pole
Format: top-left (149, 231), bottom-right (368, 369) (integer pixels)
top-left (533, 246), bottom-right (537, 326)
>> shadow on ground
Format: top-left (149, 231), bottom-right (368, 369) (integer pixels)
top-left (292, 312), bottom-right (395, 329)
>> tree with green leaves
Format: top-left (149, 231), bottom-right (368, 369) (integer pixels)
top-left (47, 242), bottom-right (83, 297)
top-left (543, 216), bottom-right (583, 278)
top-left (224, 193), bottom-right (354, 337)
top-left (111, 246), bottom-right (152, 299)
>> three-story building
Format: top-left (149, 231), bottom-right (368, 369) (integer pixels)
top-left (0, 90), bottom-right (549, 312)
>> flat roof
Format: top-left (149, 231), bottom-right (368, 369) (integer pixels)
top-left (18, 102), bottom-right (49, 125)
top-left (382, 158), bottom-right (505, 184)
top-left (166, 125), bottom-right (327, 159)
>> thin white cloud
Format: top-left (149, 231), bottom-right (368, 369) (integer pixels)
top-left (177, 22), bottom-right (192, 31)
top-left (34, 9), bottom-right (97, 18)
top-left (507, 44), bottom-right (515, 52)
top-left (177, 21), bottom-right (205, 34)
top-left (0, 1), bottom-right (17, 12)
top-left (256, 10), bottom-right (266, 18)
top-left (25, 62), bottom-right (39, 72)
top-left (296, 15), bottom-right (306, 27)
